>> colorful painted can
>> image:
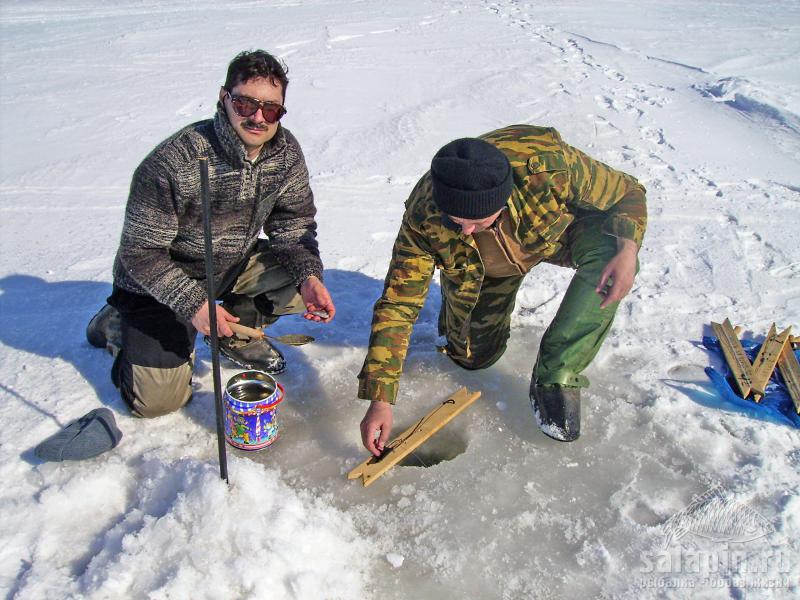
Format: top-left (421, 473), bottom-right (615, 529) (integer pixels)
top-left (223, 370), bottom-right (285, 451)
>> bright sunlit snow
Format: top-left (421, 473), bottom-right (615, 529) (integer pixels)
top-left (1, 1), bottom-right (798, 599)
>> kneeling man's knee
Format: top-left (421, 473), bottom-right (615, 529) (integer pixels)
top-left (115, 356), bottom-right (193, 418)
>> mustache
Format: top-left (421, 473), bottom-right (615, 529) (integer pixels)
top-left (242, 120), bottom-right (269, 130)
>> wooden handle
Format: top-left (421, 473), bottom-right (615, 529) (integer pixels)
top-left (229, 322), bottom-right (264, 339)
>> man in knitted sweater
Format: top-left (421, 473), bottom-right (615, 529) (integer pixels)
top-left (358, 127), bottom-right (646, 451)
top-left (87, 50), bottom-right (335, 418)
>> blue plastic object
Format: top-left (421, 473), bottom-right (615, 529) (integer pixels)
top-left (702, 336), bottom-right (800, 429)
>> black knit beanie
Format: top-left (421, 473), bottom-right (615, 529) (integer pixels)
top-left (430, 138), bottom-right (513, 219)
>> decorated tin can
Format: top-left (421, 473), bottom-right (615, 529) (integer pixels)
top-left (223, 370), bottom-right (285, 451)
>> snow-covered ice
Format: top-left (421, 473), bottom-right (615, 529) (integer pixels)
top-left (1, 1), bottom-right (798, 599)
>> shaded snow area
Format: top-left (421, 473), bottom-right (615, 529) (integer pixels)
top-left (1, 1), bottom-right (798, 598)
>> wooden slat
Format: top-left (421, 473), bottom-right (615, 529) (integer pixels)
top-left (778, 344), bottom-right (800, 414)
top-left (750, 324), bottom-right (792, 400)
top-left (711, 319), bottom-right (754, 398)
top-left (229, 322), bottom-right (264, 339)
top-left (348, 388), bottom-right (481, 487)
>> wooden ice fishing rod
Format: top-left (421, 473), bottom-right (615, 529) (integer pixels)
top-left (200, 156), bottom-right (229, 484)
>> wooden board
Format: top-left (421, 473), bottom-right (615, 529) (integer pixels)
top-left (348, 388), bottom-right (481, 487)
top-left (750, 324), bottom-right (792, 400)
top-left (711, 319), bottom-right (754, 398)
top-left (778, 344), bottom-right (800, 414)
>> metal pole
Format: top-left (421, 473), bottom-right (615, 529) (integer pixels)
top-left (199, 156), bottom-right (229, 484)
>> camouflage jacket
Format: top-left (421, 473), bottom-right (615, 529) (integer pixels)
top-left (357, 124), bottom-right (647, 404)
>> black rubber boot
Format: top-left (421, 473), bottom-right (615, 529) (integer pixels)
top-left (86, 304), bottom-right (122, 356)
top-left (530, 384), bottom-right (581, 442)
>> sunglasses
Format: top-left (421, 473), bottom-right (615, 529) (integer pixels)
top-left (225, 91), bottom-right (287, 124)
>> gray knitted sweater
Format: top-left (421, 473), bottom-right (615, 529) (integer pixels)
top-left (113, 108), bottom-right (323, 322)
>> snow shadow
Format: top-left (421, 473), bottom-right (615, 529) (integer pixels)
top-left (0, 273), bottom-right (117, 416)
top-left (0, 269), bottom-right (536, 467)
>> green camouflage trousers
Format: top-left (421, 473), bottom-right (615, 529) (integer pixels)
top-left (440, 215), bottom-right (634, 388)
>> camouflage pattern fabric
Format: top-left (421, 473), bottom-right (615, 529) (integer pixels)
top-left (357, 125), bottom-right (647, 404)
top-left (439, 274), bottom-right (525, 370)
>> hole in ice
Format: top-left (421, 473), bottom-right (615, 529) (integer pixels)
top-left (398, 428), bottom-right (468, 468)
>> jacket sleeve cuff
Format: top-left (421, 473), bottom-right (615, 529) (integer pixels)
top-left (166, 284), bottom-right (208, 324)
top-left (293, 263), bottom-right (325, 289)
top-left (357, 375), bottom-right (398, 405)
top-left (602, 216), bottom-right (645, 247)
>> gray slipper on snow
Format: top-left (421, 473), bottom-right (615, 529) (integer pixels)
top-left (35, 408), bottom-right (122, 462)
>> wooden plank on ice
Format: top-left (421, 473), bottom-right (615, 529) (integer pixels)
top-left (750, 324), bottom-right (792, 401)
top-left (711, 318), bottom-right (753, 398)
top-left (778, 343), bottom-right (800, 414)
top-left (348, 387), bottom-right (481, 487)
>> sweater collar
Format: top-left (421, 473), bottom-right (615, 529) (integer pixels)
top-left (213, 103), bottom-right (286, 168)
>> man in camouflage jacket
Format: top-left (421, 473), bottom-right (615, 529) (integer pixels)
top-left (358, 125), bottom-right (646, 450)
top-left (86, 51), bottom-right (335, 418)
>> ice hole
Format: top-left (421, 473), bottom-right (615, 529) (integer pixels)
top-left (398, 429), bottom-right (468, 467)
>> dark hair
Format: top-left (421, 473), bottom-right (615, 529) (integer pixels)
top-left (224, 50), bottom-right (289, 98)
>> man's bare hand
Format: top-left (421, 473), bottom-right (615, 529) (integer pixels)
top-left (191, 301), bottom-right (239, 337)
top-left (596, 238), bottom-right (638, 309)
top-left (300, 275), bottom-right (336, 322)
top-left (360, 401), bottom-right (393, 457)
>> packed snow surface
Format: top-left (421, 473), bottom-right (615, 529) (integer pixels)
top-left (1, 1), bottom-right (798, 599)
